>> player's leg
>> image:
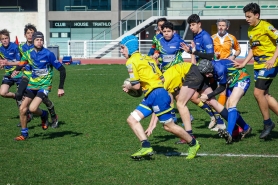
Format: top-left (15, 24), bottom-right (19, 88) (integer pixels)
top-left (14, 90), bottom-right (34, 141)
top-left (218, 90), bottom-right (227, 106)
top-left (42, 97), bottom-right (58, 128)
top-left (254, 67), bottom-right (277, 139)
top-left (29, 90), bottom-right (50, 130)
top-left (266, 93), bottom-right (278, 115)
top-left (0, 83), bottom-right (15, 98)
top-left (15, 76), bottom-right (29, 101)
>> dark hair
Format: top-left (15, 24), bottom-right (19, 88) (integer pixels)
top-left (187, 14), bottom-right (201, 24)
top-left (0, 29), bottom-right (10, 38)
top-left (156, 17), bottom-right (167, 24)
top-left (243, 3), bottom-right (260, 16)
top-left (24, 23), bottom-right (37, 35)
top-left (161, 21), bottom-right (174, 31)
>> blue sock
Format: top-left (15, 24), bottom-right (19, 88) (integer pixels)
top-left (201, 103), bottom-right (214, 117)
top-left (236, 113), bottom-right (250, 131)
top-left (227, 107), bottom-right (237, 135)
top-left (41, 110), bottom-right (47, 118)
top-left (141, 140), bottom-right (151, 148)
top-left (219, 108), bottom-right (228, 120)
top-left (21, 128), bottom-right (28, 137)
top-left (186, 130), bottom-right (193, 137)
top-left (212, 108), bottom-right (224, 124)
top-left (188, 137), bottom-right (196, 146)
top-left (263, 119), bottom-right (272, 126)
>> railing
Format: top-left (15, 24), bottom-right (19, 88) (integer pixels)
top-left (92, 0), bottom-right (162, 40)
top-left (169, 0), bottom-right (278, 16)
top-left (48, 39), bottom-right (250, 59)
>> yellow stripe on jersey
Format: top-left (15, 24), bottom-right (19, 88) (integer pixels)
top-left (163, 62), bottom-right (192, 93)
top-left (126, 52), bottom-right (164, 96)
top-left (248, 20), bottom-right (278, 69)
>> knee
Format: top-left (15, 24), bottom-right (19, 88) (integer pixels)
top-left (28, 104), bottom-right (37, 113)
top-left (176, 101), bottom-right (185, 109)
top-left (19, 106), bottom-right (28, 116)
top-left (253, 90), bottom-right (262, 99)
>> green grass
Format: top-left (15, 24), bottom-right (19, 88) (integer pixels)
top-left (1, 64), bottom-right (278, 185)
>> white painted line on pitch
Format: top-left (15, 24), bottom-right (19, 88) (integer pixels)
top-left (165, 152), bottom-right (278, 158)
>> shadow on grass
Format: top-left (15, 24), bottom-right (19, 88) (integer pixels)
top-left (33, 130), bottom-right (83, 139)
top-left (152, 134), bottom-right (177, 144)
top-left (256, 129), bottom-right (278, 141)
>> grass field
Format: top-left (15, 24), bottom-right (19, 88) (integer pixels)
top-left (0, 64), bottom-right (278, 185)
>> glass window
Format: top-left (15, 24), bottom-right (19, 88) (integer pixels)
top-left (49, 0), bottom-right (111, 11)
top-left (0, 0), bottom-right (37, 12)
top-left (122, 0), bottom-right (150, 10)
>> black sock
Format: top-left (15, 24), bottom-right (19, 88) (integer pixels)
top-left (16, 77), bottom-right (29, 101)
top-left (43, 98), bottom-right (56, 117)
top-left (141, 140), bottom-right (151, 148)
top-left (219, 108), bottom-right (228, 121)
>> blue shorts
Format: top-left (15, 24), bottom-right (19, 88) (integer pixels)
top-left (226, 78), bottom-right (250, 97)
top-left (136, 88), bottom-right (173, 122)
top-left (1, 75), bottom-right (21, 87)
top-left (254, 67), bottom-right (278, 81)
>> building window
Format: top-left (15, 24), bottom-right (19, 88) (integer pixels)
top-left (49, 0), bottom-right (111, 11)
top-left (0, 0), bottom-right (37, 12)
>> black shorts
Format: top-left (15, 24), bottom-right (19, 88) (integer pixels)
top-left (24, 89), bottom-right (48, 100)
top-left (255, 78), bottom-right (273, 90)
top-left (183, 65), bottom-right (207, 90)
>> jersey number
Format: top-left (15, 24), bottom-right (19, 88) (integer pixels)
top-left (148, 62), bottom-right (157, 73)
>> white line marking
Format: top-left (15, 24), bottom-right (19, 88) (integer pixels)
top-left (161, 152), bottom-right (278, 158)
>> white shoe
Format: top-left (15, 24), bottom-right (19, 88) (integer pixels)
top-left (210, 124), bottom-right (226, 131)
top-left (208, 117), bottom-right (216, 129)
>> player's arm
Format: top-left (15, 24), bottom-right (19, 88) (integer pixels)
top-left (265, 25), bottom-right (278, 69)
top-left (123, 60), bottom-right (141, 91)
top-left (229, 37), bottom-right (241, 60)
top-left (194, 34), bottom-right (214, 60)
top-left (233, 49), bottom-right (253, 69)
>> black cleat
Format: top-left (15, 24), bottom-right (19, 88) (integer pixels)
top-left (241, 127), bottom-right (252, 139)
top-left (218, 129), bottom-right (233, 144)
top-left (259, 122), bottom-right (275, 139)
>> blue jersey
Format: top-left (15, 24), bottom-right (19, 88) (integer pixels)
top-left (212, 59), bottom-right (250, 87)
top-left (193, 30), bottom-right (214, 62)
top-left (155, 33), bottom-right (186, 71)
top-left (0, 42), bottom-right (21, 76)
top-left (21, 47), bottom-right (62, 90)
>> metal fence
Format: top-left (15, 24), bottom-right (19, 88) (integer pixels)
top-left (47, 39), bottom-right (250, 59)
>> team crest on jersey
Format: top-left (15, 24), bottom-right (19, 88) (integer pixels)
top-left (268, 26), bottom-right (277, 32)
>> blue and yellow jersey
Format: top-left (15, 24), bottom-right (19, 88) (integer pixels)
top-left (20, 47), bottom-right (62, 91)
top-left (213, 59), bottom-right (250, 88)
top-left (154, 33), bottom-right (186, 71)
top-left (0, 42), bottom-right (22, 78)
top-left (162, 62), bottom-right (192, 93)
top-left (126, 52), bottom-right (164, 96)
top-left (194, 30), bottom-right (214, 62)
top-left (248, 20), bottom-right (278, 69)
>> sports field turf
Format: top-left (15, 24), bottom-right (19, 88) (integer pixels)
top-left (0, 64), bottom-right (278, 185)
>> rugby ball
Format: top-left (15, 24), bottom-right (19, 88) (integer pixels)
top-left (123, 78), bottom-right (143, 98)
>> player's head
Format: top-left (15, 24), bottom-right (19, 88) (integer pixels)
top-left (0, 29), bottom-right (10, 47)
top-left (198, 59), bottom-right (214, 76)
top-left (32, 31), bottom-right (44, 49)
top-left (243, 3), bottom-right (260, 26)
top-left (161, 21), bottom-right (174, 41)
top-left (24, 23), bottom-right (37, 43)
top-left (120, 35), bottom-right (138, 59)
top-left (156, 17), bottom-right (167, 32)
top-left (216, 19), bottom-right (230, 36)
top-left (187, 14), bottom-right (201, 34)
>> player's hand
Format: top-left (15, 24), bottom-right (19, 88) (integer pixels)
top-left (0, 59), bottom-right (8, 66)
top-left (11, 70), bottom-right (19, 78)
top-left (215, 52), bottom-right (220, 59)
top-left (180, 42), bottom-right (190, 53)
top-left (227, 55), bottom-right (235, 60)
top-left (232, 60), bottom-right (245, 69)
top-left (152, 53), bottom-right (159, 59)
top-left (145, 127), bottom-right (154, 137)
top-left (265, 58), bottom-right (275, 70)
top-left (58, 89), bottom-right (64, 97)
top-left (200, 94), bottom-right (208, 102)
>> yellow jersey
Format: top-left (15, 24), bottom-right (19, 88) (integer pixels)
top-left (126, 52), bottom-right (164, 96)
top-left (212, 33), bottom-right (240, 59)
top-left (248, 20), bottom-right (278, 69)
top-left (162, 62), bottom-right (192, 93)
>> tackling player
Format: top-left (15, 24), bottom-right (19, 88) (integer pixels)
top-left (121, 35), bottom-right (200, 160)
